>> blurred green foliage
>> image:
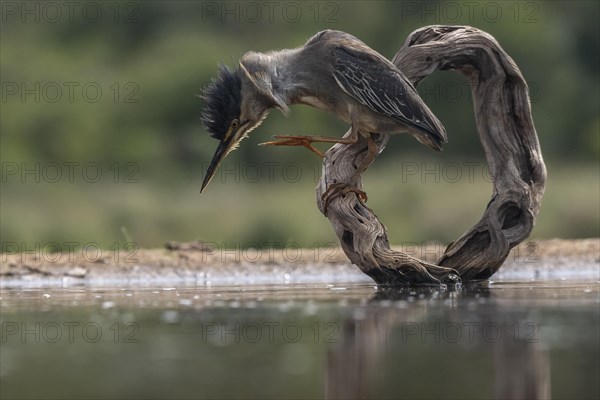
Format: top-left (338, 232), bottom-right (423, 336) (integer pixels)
top-left (1, 1), bottom-right (598, 250)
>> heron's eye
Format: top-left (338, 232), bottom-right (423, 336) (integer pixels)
top-left (231, 119), bottom-right (240, 129)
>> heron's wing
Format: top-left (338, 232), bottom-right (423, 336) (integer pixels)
top-left (332, 45), bottom-right (447, 148)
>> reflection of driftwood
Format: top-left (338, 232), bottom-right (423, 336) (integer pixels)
top-left (317, 26), bottom-right (546, 285)
top-left (325, 316), bottom-right (381, 399)
top-left (326, 286), bottom-right (551, 399)
top-left (494, 339), bottom-right (551, 399)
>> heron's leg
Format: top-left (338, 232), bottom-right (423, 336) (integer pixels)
top-left (351, 132), bottom-right (379, 180)
top-left (258, 128), bottom-right (360, 158)
top-left (321, 133), bottom-right (378, 214)
top-left (322, 183), bottom-right (368, 214)
top-left (258, 136), bottom-right (325, 158)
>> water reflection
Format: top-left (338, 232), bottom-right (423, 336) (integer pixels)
top-left (326, 284), bottom-right (552, 399)
top-left (0, 281), bottom-right (597, 399)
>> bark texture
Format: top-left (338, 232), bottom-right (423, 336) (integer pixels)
top-left (316, 25), bottom-right (547, 285)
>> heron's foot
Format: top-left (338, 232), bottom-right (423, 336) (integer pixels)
top-left (258, 135), bottom-right (324, 158)
top-left (322, 183), bottom-right (368, 214)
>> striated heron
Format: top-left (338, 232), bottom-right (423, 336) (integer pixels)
top-left (200, 30), bottom-right (447, 209)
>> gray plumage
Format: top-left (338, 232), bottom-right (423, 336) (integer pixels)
top-left (200, 29), bottom-right (447, 192)
top-left (332, 45), bottom-right (446, 148)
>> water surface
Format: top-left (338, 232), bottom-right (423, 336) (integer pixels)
top-left (1, 280), bottom-right (598, 399)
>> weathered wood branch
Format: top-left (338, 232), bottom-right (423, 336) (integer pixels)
top-left (316, 25), bottom-right (547, 285)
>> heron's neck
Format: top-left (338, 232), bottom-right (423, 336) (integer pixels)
top-left (263, 49), bottom-right (322, 106)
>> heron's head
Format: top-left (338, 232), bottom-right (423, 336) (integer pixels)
top-left (200, 57), bottom-right (289, 192)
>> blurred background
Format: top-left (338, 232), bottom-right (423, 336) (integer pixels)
top-left (1, 0), bottom-right (598, 251)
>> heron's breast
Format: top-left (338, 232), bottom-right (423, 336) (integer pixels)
top-left (352, 105), bottom-right (405, 134)
top-left (297, 95), bottom-right (331, 110)
top-left (297, 95), bottom-right (353, 123)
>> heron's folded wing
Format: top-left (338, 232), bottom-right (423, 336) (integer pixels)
top-left (332, 46), bottom-right (447, 147)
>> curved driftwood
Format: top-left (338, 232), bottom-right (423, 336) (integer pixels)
top-left (316, 25), bottom-right (546, 285)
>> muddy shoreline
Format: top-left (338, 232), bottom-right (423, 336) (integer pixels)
top-left (1, 239), bottom-right (598, 287)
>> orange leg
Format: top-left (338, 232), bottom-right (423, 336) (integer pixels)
top-left (352, 132), bottom-right (379, 180)
top-left (258, 133), bottom-right (359, 159)
top-left (322, 183), bottom-right (368, 214)
top-left (321, 133), bottom-right (379, 214)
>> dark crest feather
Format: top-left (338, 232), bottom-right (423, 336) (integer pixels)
top-left (201, 64), bottom-right (242, 140)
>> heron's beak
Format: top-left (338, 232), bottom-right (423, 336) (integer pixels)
top-left (200, 113), bottom-right (268, 193)
top-left (201, 126), bottom-right (246, 193)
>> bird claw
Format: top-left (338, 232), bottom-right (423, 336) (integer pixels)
top-left (258, 135), bottom-right (324, 158)
top-left (322, 183), bottom-right (368, 214)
